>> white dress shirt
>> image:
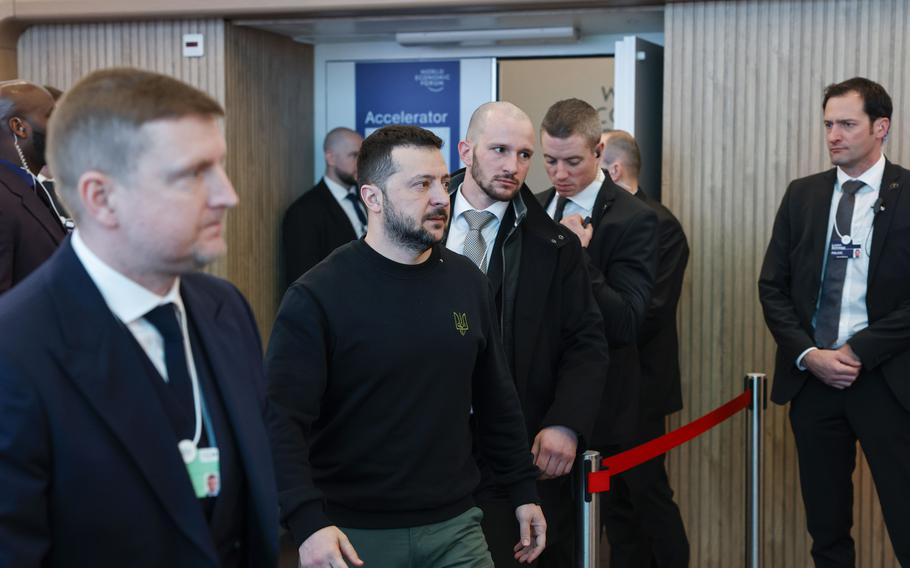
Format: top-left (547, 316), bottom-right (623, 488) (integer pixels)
top-left (324, 175), bottom-right (367, 237)
top-left (545, 168), bottom-right (605, 220)
top-left (71, 230), bottom-right (199, 386)
top-left (445, 184), bottom-right (510, 272)
top-left (797, 153), bottom-right (885, 367)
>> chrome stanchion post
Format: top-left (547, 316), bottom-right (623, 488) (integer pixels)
top-left (745, 373), bottom-right (767, 568)
top-left (578, 450), bottom-right (600, 568)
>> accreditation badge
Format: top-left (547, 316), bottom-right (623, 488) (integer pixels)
top-left (186, 446), bottom-right (221, 498)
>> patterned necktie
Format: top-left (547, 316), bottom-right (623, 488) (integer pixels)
top-left (553, 196), bottom-right (569, 222)
top-left (813, 179), bottom-right (865, 348)
top-left (144, 303), bottom-right (195, 426)
top-left (345, 191), bottom-right (368, 229)
top-left (462, 209), bottom-right (497, 273)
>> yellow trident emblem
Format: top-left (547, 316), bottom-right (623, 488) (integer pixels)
top-left (453, 312), bottom-right (469, 336)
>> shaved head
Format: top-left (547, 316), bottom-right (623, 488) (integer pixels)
top-left (323, 127), bottom-right (363, 187)
top-left (0, 80), bottom-right (55, 173)
top-left (0, 81), bottom-right (53, 127)
top-left (601, 130), bottom-right (641, 177)
top-left (465, 101), bottom-right (533, 143)
top-left (324, 127), bottom-right (361, 153)
top-left (459, 101), bottom-right (535, 207)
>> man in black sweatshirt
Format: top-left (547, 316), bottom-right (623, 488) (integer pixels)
top-left (267, 125), bottom-right (546, 568)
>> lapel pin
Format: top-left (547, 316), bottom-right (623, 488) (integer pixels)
top-left (889, 182), bottom-right (900, 190)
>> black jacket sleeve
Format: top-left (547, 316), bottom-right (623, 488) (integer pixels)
top-left (758, 182), bottom-right (817, 366)
top-left (472, 283), bottom-right (540, 510)
top-left (540, 239), bottom-right (610, 444)
top-left (265, 285), bottom-right (333, 547)
top-left (587, 206), bottom-right (659, 347)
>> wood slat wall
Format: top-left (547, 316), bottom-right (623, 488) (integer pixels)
top-left (663, 1), bottom-right (909, 566)
top-left (17, 20), bottom-right (312, 339)
top-left (223, 24), bottom-right (313, 341)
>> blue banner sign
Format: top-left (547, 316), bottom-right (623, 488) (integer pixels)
top-left (356, 61), bottom-right (461, 171)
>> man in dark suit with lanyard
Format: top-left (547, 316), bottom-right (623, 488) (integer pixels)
top-left (445, 101), bottom-right (609, 567)
top-left (0, 80), bottom-right (67, 293)
top-left (0, 68), bottom-right (278, 567)
top-left (536, 98), bottom-right (659, 565)
top-left (282, 127), bottom-right (365, 288)
top-left (760, 77), bottom-right (910, 567)
top-left (600, 129), bottom-right (690, 568)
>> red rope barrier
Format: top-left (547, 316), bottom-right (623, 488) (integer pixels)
top-left (588, 389), bottom-right (753, 493)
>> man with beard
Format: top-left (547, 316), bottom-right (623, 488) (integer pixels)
top-left (282, 127), bottom-right (365, 288)
top-left (445, 101), bottom-right (609, 567)
top-left (267, 125), bottom-right (547, 568)
top-left (0, 80), bottom-right (67, 293)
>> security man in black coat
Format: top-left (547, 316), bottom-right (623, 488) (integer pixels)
top-left (445, 101), bottom-right (610, 568)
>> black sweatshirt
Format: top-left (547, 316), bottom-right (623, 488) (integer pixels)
top-left (266, 239), bottom-right (539, 547)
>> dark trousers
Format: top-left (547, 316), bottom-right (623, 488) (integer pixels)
top-left (601, 417), bottom-right (689, 568)
top-left (478, 475), bottom-right (575, 568)
top-left (790, 370), bottom-right (910, 568)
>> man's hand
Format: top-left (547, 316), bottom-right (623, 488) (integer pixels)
top-left (512, 503), bottom-right (546, 564)
top-left (531, 426), bottom-right (578, 480)
top-left (560, 214), bottom-right (593, 248)
top-left (804, 345), bottom-right (862, 389)
top-left (298, 526), bottom-right (364, 568)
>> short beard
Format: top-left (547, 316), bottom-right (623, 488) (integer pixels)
top-left (337, 170), bottom-right (358, 187)
top-left (383, 199), bottom-right (445, 254)
top-left (470, 153), bottom-right (519, 202)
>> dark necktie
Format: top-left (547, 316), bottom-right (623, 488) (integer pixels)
top-left (813, 179), bottom-right (864, 348)
top-left (462, 209), bottom-right (497, 272)
top-left (345, 191), bottom-right (368, 228)
top-left (144, 303), bottom-right (195, 427)
top-left (553, 196), bottom-right (569, 222)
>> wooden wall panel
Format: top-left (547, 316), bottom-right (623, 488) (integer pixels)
top-left (223, 24), bottom-right (313, 341)
top-left (663, 1), bottom-right (909, 566)
top-left (17, 20), bottom-right (313, 339)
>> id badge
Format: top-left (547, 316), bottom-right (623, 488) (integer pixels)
top-left (186, 447), bottom-right (221, 498)
top-left (830, 241), bottom-right (862, 259)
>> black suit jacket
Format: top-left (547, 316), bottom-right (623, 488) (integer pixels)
top-left (759, 161), bottom-right (910, 409)
top-left (539, 178), bottom-right (658, 446)
top-left (0, 165), bottom-right (66, 293)
top-left (0, 240), bottom-right (279, 567)
top-left (448, 173), bottom-right (610, 446)
top-left (282, 179), bottom-right (358, 289)
top-left (636, 189), bottom-right (689, 418)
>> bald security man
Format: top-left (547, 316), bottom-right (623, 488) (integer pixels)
top-left (0, 80), bottom-right (66, 293)
top-left (446, 102), bottom-right (609, 567)
top-left (282, 127), bottom-right (365, 288)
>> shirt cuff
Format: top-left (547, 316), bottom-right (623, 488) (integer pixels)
top-left (796, 347), bottom-right (817, 371)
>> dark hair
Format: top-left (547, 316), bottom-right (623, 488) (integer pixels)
top-left (541, 98), bottom-right (601, 149)
top-left (823, 77), bottom-right (892, 122)
top-left (356, 125), bottom-right (442, 190)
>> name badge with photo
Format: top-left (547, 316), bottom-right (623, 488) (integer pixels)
top-left (186, 446), bottom-right (221, 499)
top-left (830, 241), bottom-right (862, 259)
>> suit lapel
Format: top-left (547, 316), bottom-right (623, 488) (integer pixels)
top-left (181, 281), bottom-right (277, 553)
top-left (590, 178), bottom-right (617, 232)
top-left (50, 243), bottom-right (218, 565)
top-left (869, 161), bottom-right (904, 282)
top-left (0, 170), bottom-right (65, 243)
top-left (318, 179), bottom-right (359, 239)
top-left (803, 170), bottom-right (837, 289)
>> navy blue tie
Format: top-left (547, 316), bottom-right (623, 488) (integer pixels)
top-left (144, 303), bottom-right (195, 430)
top-left (345, 191), bottom-right (368, 228)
